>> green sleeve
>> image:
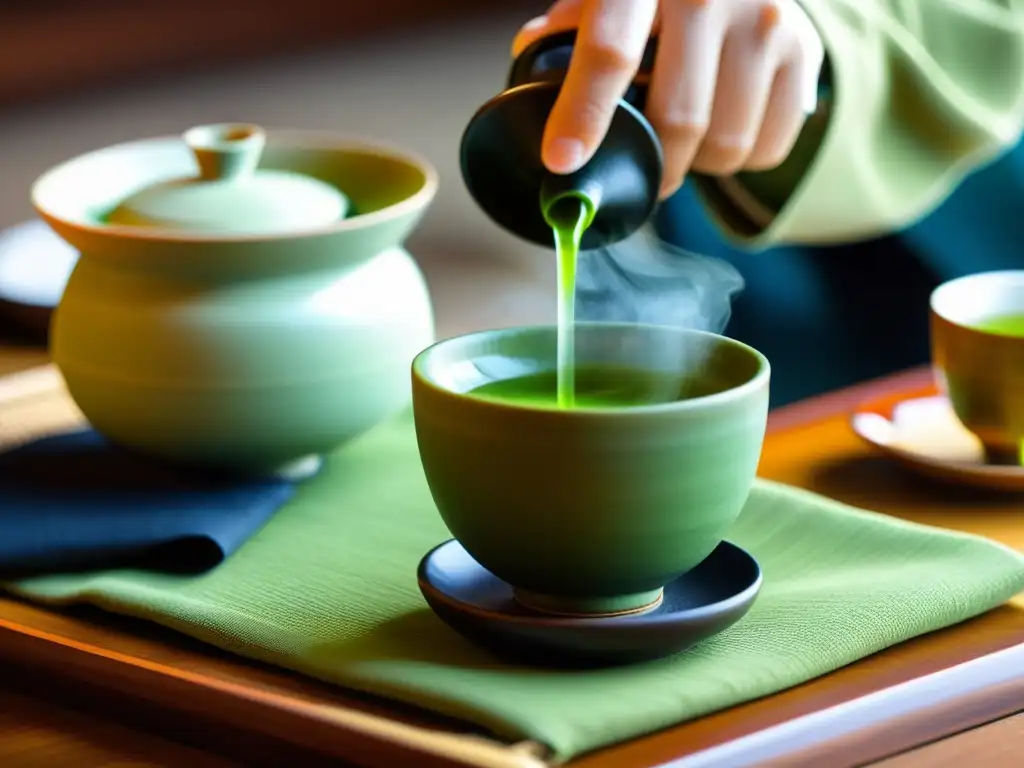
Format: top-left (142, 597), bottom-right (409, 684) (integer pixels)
top-left (692, 0), bottom-right (1024, 249)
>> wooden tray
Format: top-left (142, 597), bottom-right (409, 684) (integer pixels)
top-left (0, 365), bottom-right (1022, 768)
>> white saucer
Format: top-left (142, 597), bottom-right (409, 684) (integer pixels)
top-left (0, 219), bottom-right (77, 335)
top-left (851, 386), bottom-right (1024, 492)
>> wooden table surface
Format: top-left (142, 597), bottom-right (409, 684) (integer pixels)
top-left (0, 344), bottom-right (1021, 767)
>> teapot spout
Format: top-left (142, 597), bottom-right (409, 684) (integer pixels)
top-left (460, 81), bottom-right (662, 252)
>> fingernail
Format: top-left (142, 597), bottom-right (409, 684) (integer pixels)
top-left (659, 181), bottom-right (682, 200)
top-left (521, 15), bottom-right (549, 31)
top-left (757, 2), bottom-right (781, 40)
top-left (543, 137), bottom-right (587, 174)
top-left (512, 16), bottom-right (549, 55)
top-left (803, 83), bottom-right (820, 115)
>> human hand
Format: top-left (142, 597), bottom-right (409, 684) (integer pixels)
top-left (513, 0), bottom-right (824, 198)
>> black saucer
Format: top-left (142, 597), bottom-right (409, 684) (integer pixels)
top-left (417, 539), bottom-right (762, 666)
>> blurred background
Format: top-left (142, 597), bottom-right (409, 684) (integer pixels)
top-left (0, 0), bottom-right (559, 339)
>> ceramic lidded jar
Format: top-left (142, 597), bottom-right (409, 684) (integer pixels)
top-left (33, 123), bottom-right (437, 477)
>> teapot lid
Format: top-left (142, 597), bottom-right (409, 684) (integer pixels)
top-left (107, 124), bottom-right (348, 234)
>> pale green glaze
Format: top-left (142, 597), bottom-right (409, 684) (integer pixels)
top-left (411, 323), bottom-right (770, 617)
top-left (33, 127), bottom-right (438, 476)
top-left (106, 124), bottom-right (349, 234)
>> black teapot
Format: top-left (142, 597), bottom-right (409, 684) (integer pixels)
top-left (460, 31), bottom-right (664, 251)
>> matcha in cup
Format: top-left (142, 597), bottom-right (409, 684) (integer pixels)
top-left (931, 270), bottom-right (1024, 465)
top-left (411, 323), bottom-right (770, 618)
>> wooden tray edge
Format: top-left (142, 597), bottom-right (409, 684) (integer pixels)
top-left (0, 611), bottom-right (549, 768)
top-left (668, 644), bottom-right (1024, 767)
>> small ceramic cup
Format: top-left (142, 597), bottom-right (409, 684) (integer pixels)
top-left (411, 323), bottom-right (770, 618)
top-left (931, 270), bottom-right (1024, 465)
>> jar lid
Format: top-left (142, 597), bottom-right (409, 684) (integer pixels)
top-left (106, 124), bottom-right (348, 234)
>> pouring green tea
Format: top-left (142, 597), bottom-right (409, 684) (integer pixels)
top-left (459, 31), bottom-right (664, 409)
top-left (544, 191), bottom-right (592, 407)
top-left (467, 189), bottom-right (593, 408)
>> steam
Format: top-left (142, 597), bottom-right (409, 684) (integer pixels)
top-left (575, 225), bottom-right (744, 333)
top-left (574, 225), bottom-right (745, 392)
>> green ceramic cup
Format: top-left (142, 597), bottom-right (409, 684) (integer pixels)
top-left (411, 323), bottom-right (770, 618)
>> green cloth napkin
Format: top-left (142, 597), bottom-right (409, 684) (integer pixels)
top-left (8, 410), bottom-right (1024, 761)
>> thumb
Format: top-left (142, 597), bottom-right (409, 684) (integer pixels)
top-left (511, 0), bottom-right (586, 57)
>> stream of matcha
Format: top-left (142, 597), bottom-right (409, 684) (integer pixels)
top-left (544, 195), bottom-right (593, 409)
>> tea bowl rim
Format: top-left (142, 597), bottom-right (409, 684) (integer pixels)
top-left (411, 322), bottom-right (771, 416)
top-left (930, 269), bottom-right (1024, 338)
top-left (30, 128), bottom-right (439, 245)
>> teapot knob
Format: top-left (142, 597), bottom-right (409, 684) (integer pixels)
top-left (183, 123), bottom-right (266, 182)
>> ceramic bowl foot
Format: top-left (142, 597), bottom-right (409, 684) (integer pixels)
top-left (983, 442), bottom-right (1022, 467)
top-left (512, 586), bottom-right (665, 618)
top-left (418, 539), bottom-right (763, 666)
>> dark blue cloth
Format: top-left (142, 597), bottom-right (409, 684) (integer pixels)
top-left (652, 139), bottom-right (1024, 408)
top-left (0, 429), bottom-right (294, 576)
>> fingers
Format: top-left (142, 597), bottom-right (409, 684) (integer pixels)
top-left (512, 0), bottom-right (585, 57)
top-left (745, 64), bottom-right (804, 170)
top-left (645, 0), bottom-right (726, 197)
top-left (513, 0), bottom-right (822, 181)
top-left (541, 0), bottom-right (659, 174)
top-left (690, 5), bottom-right (778, 176)
top-left (736, 0), bottom-right (823, 171)
top-left (789, 0), bottom-right (825, 115)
